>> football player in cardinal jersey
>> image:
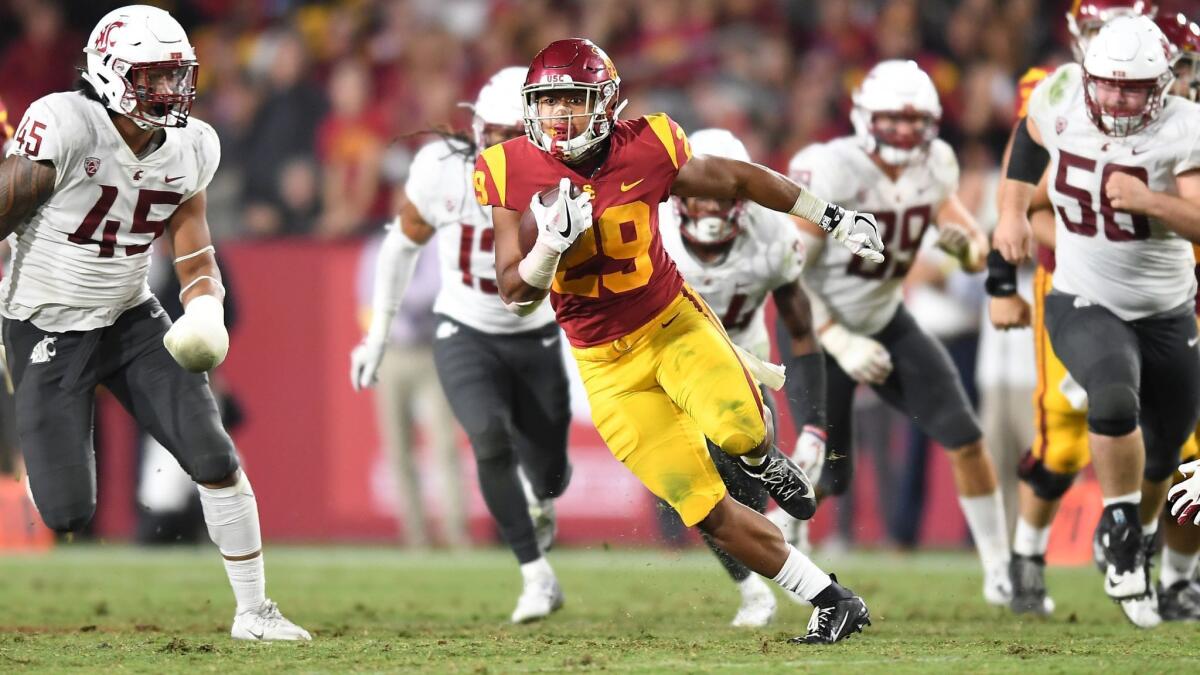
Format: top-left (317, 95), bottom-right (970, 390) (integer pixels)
top-left (0, 6), bottom-right (308, 640)
top-left (658, 128), bottom-right (828, 628)
top-left (994, 15), bottom-right (1200, 628)
top-left (350, 67), bottom-right (574, 624)
top-left (476, 38), bottom-right (884, 644)
top-left (784, 60), bottom-right (1014, 607)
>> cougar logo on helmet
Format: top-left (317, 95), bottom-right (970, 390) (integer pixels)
top-left (93, 21), bottom-right (124, 53)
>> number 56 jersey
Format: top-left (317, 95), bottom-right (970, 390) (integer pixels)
top-left (2, 91), bottom-right (218, 332)
top-left (787, 136), bottom-right (959, 335)
top-left (1028, 64), bottom-right (1200, 320)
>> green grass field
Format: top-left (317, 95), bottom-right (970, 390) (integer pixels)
top-left (0, 545), bottom-right (1192, 673)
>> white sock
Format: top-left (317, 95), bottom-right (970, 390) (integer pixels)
top-left (738, 574), bottom-right (769, 599)
top-left (771, 545), bottom-right (831, 603)
top-left (1141, 517), bottom-right (1159, 539)
top-left (1013, 517), bottom-right (1051, 557)
top-left (1102, 491), bottom-right (1141, 507)
top-left (1161, 546), bottom-right (1200, 587)
top-left (197, 472), bottom-right (266, 614)
top-left (740, 453), bottom-right (767, 467)
top-left (959, 492), bottom-right (1011, 572)
top-left (520, 556), bottom-right (553, 584)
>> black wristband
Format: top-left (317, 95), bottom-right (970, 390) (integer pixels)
top-left (818, 204), bottom-right (846, 233)
top-left (784, 352), bottom-right (827, 430)
top-left (985, 249), bottom-right (1018, 297)
top-left (1005, 118), bottom-right (1050, 184)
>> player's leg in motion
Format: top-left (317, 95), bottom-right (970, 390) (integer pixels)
top-left (865, 307), bottom-right (1011, 605)
top-left (703, 427), bottom-right (775, 627)
top-left (3, 320), bottom-right (100, 534)
top-left (1010, 263), bottom-right (1085, 616)
top-left (579, 292), bottom-right (868, 643)
top-left (432, 318), bottom-right (564, 623)
top-left (1159, 433), bottom-right (1200, 621)
top-left (100, 302), bottom-right (307, 640)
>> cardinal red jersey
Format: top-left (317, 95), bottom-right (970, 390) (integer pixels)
top-left (474, 114), bottom-right (692, 347)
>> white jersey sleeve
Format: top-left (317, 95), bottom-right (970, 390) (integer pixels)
top-left (8, 95), bottom-right (76, 190)
top-left (188, 119), bottom-right (220, 200)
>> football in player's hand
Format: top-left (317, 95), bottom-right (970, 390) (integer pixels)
top-left (519, 183), bottom-right (585, 256)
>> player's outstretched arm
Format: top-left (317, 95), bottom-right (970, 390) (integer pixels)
top-left (350, 201), bottom-right (434, 391)
top-left (0, 154), bottom-right (55, 240)
top-left (163, 190), bottom-right (228, 372)
top-left (1105, 170), bottom-right (1200, 244)
top-left (671, 155), bottom-right (884, 263)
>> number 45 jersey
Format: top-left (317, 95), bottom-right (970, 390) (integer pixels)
top-left (1028, 63), bottom-right (1200, 320)
top-left (787, 136), bottom-right (959, 335)
top-left (2, 91), bottom-right (218, 332)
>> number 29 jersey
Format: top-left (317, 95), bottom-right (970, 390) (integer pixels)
top-left (787, 136), bottom-right (959, 335)
top-left (473, 114), bottom-right (692, 347)
top-left (404, 137), bottom-right (554, 333)
top-left (2, 91), bottom-right (218, 332)
top-left (1027, 64), bottom-right (1200, 320)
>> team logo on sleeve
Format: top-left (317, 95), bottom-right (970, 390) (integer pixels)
top-left (84, 157), bottom-right (101, 177)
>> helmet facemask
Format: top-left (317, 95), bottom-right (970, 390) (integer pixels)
top-left (523, 82), bottom-right (620, 163)
top-left (676, 196), bottom-right (744, 258)
top-left (1083, 71), bottom-right (1173, 136)
top-left (854, 109), bottom-right (938, 166)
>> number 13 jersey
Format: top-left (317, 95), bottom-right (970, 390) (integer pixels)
top-left (787, 136), bottom-right (959, 335)
top-left (2, 91), bottom-right (218, 332)
top-left (1028, 63), bottom-right (1200, 320)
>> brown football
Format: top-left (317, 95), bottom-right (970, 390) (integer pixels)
top-left (519, 182), bottom-right (584, 255)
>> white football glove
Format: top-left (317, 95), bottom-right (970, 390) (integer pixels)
top-left (820, 323), bottom-right (893, 385)
top-left (792, 424), bottom-right (827, 487)
top-left (936, 222), bottom-right (984, 269)
top-left (350, 336), bottom-right (387, 391)
top-left (531, 177), bottom-right (593, 254)
top-left (1169, 460), bottom-right (1200, 526)
top-left (830, 210), bottom-right (885, 264)
top-left (163, 295), bottom-right (229, 373)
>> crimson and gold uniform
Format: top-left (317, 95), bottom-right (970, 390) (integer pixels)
top-left (474, 114), bottom-right (768, 525)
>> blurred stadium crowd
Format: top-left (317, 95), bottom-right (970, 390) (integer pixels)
top-left (3, 0), bottom-right (1070, 241)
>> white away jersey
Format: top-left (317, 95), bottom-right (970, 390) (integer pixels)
top-left (404, 138), bottom-right (554, 333)
top-left (1027, 64), bottom-right (1200, 320)
top-left (660, 201), bottom-right (803, 359)
top-left (788, 136), bottom-right (959, 335)
top-left (2, 92), bottom-right (218, 331)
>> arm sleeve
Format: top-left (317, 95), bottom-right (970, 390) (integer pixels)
top-left (364, 218), bottom-right (425, 343)
top-left (405, 141), bottom-right (449, 223)
top-left (8, 97), bottom-right (67, 187)
top-left (189, 120), bottom-right (221, 200)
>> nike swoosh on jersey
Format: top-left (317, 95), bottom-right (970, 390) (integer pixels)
top-left (661, 313), bottom-right (680, 329)
top-left (165, 175), bottom-right (185, 183)
top-left (1189, 336), bottom-right (1198, 348)
top-left (620, 178), bottom-right (645, 192)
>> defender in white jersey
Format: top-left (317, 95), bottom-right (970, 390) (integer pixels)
top-left (0, 6), bottom-right (307, 640)
top-left (995, 15), bottom-right (1200, 628)
top-left (349, 68), bottom-right (572, 624)
top-left (786, 60), bottom-right (1015, 606)
top-left (658, 128), bottom-right (829, 628)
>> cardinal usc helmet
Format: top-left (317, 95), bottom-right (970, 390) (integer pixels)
top-left (1068, 0), bottom-right (1158, 62)
top-left (675, 129), bottom-right (750, 251)
top-left (82, 5), bottom-right (198, 129)
top-left (522, 38), bottom-right (622, 163)
top-left (1083, 15), bottom-right (1175, 136)
top-left (470, 66), bottom-right (526, 150)
top-left (851, 60), bottom-right (942, 166)
top-left (1156, 10), bottom-right (1200, 101)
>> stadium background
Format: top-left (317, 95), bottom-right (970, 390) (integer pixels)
top-left (0, 0), bottom-right (1097, 550)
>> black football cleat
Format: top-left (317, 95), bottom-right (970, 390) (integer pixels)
top-left (740, 447), bottom-right (817, 520)
top-left (790, 575), bottom-right (870, 644)
top-left (1009, 554), bottom-right (1054, 616)
top-left (1158, 579), bottom-right (1200, 622)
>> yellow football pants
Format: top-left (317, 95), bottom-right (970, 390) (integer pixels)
top-left (571, 288), bottom-right (767, 526)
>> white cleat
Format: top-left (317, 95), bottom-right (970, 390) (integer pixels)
top-left (1118, 593), bottom-right (1163, 629)
top-left (983, 565), bottom-right (1014, 607)
top-left (231, 599), bottom-right (311, 641)
top-left (511, 576), bottom-right (564, 624)
top-left (731, 575), bottom-right (777, 628)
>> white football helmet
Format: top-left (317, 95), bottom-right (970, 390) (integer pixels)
top-left (1083, 14), bottom-right (1175, 137)
top-left (81, 5), bottom-right (198, 129)
top-left (470, 67), bottom-right (526, 150)
top-left (675, 128), bottom-right (749, 249)
top-left (851, 60), bottom-right (942, 166)
top-left (1067, 1), bottom-right (1158, 63)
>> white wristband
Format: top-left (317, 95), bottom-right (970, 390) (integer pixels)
top-left (174, 245), bottom-right (215, 265)
top-left (789, 189), bottom-right (843, 232)
top-left (517, 240), bottom-right (562, 290)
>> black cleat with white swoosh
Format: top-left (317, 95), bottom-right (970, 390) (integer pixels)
top-left (739, 446), bottom-right (817, 520)
top-left (790, 575), bottom-right (870, 644)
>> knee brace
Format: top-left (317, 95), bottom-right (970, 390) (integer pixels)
top-left (1143, 444), bottom-right (1184, 483)
top-left (1017, 449), bottom-right (1077, 501)
top-left (1087, 382), bottom-right (1139, 437)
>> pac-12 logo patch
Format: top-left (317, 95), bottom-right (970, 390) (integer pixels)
top-left (84, 157), bottom-right (101, 177)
